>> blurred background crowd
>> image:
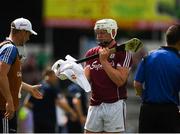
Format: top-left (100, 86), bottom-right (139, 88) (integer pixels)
top-left (0, 0), bottom-right (180, 133)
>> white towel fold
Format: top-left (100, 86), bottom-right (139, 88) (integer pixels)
top-left (51, 55), bottom-right (91, 92)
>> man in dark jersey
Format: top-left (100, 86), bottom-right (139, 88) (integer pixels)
top-left (84, 19), bottom-right (132, 133)
top-left (66, 83), bottom-right (88, 133)
top-left (24, 69), bottom-right (77, 133)
top-left (134, 24), bottom-right (180, 133)
top-left (0, 18), bottom-right (43, 133)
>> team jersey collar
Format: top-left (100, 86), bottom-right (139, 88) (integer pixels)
top-left (6, 37), bottom-right (13, 43)
top-left (108, 41), bottom-right (117, 49)
top-left (160, 46), bottom-right (180, 57)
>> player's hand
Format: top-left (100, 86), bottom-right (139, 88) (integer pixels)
top-left (5, 100), bottom-right (15, 119)
top-left (69, 111), bottom-right (78, 121)
top-left (99, 47), bottom-right (110, 63)
top-left (79, 115), bottom-right (86, 125)
top-left (30, 84), bottom-right (43, 99)
top-left (135, 88), bottom-right (142, 96)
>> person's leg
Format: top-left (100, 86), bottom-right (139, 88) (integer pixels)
top-left (159, 105), bottom-right (180, 132)
top-left (0, 111), bottom-right (4, 133)
top-left (67, 120), bottom-right (82, 133)
top-left (138, 103), bottom-right (179, 133)
top-left (138, 104), bottom-right (156, 133)
top-left (0, 111), bottom-right (17, 133)
top-left (33, 121), bottom-right (46, 133)
top-left (84, 105), bottom-right (103, 133)
top-left (175, 108), bottom-right (180, 132)
top-left (8, 114), bottom-right (17, 133)
top-left (103, 100), bottom-right (126, 133)
top-left (34, 120), bottom-right (56, 133)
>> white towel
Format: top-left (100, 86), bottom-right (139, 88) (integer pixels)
top-left (52, 55), bottom-right (91, 92)
top-left (51, 59), bottom-right (68, 80)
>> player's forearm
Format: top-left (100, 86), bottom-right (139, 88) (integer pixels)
top-left (101, 61), bottom-right (127, 87)
top-left (58, 101), bottom-right (75, 115)
top-left (84, 66), bottom-right (91, 81)
top-left (57, 97), bottom-right (75, 115)
top-left (21, 82), bottom-right (32, 92)
top-left (0, 75), bottom-right (13, 102)
top-left (73, 98), bottom-right (84, 117)
top-left (74, 100), bottom-right (86, 124)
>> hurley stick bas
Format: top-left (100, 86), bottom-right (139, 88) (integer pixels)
top-left (76, 38), bottom-right (143, 64)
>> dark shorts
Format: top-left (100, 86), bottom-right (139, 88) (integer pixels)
top-left (0, 110), bottom-right (17, 133)
top-left (139, 103), bottom-right (180, 133)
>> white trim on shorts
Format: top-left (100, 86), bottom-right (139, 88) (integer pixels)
top-left (2, 117), bottom-right (9, 133)
top-left (84, 99), bottom-right (126, 132)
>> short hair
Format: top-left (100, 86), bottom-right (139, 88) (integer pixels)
top-left (166, 24), bottom-right (180, 46)
top-left (42, 68), bottom-right (55, 79)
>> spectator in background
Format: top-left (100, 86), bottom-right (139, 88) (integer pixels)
top-left (22, 53), bottom-right (41, 85)
top-left (56, 105), bottom-right (68, 133)
top-left (0, 17), bottom-right (43, 133)
top-left (66, 83), bottom-right (88, 133)
top-left (17, 105), bottom-right (34, 133)
top-left (134, 24), bottom-right (180, 132)
top-left (24, 68), bottom-right (77, 133)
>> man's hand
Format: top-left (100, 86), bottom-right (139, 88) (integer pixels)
top-left (79, 115), bottom-right (86, 125)
top-left (5, 100), bottom-right (15, 119)
top-left (22, 82), bottom-right (43, 99)
top-left (135, 88), bottom-right (143, 96)
top-left (30, 84), bottom-right (43, 99)
top-left (99, 47), bottom-right (110, 63)
top-left (134, 81), bottom-right (143, 96)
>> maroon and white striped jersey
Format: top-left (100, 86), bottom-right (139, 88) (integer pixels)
top-left (85, 43), bottom-right (132, 106)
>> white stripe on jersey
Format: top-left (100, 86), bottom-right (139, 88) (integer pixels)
top-left (123, 52), bottom-right (131, 67)
top-left (0, 44), bottom-right (13, 54)
top-left (0, 44), bottom-right (14, 64)
top-left (3, 47), bottom-right (13, 63)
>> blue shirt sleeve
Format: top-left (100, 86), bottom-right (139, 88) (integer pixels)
top-left (0, 44), bottom-right (17, 64)
top-left (68, 83), bottom-right (82, 98)
top-left (134, 58), bottom-right (145, 83)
